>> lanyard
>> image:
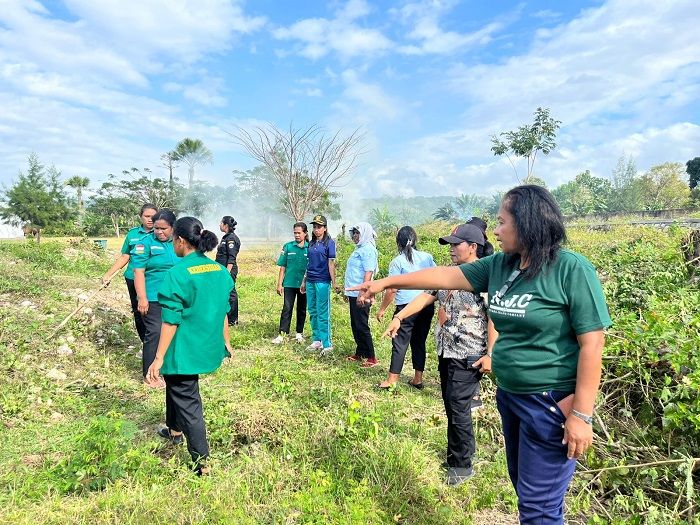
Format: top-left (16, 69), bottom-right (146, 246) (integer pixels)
top-left (492, 268), bottom-right (522, 303)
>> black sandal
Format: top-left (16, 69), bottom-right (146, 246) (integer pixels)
top-left (157, 427), bottom-right (183, 444)
top-left (407, 380), bottom-right (424, 390)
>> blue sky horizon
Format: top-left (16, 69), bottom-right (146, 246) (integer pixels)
top-left (1, 0), bottom-right (699, 200)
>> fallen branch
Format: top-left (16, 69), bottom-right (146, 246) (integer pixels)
top-left (578, 457), bottom-right (700, 475)
top-left (49, 271), bottom-right (120, 338)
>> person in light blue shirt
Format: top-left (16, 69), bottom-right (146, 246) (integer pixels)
top-left (344, 222), bottom-right (379, 366)
top-left (376, 226), bottom-right (436, 389)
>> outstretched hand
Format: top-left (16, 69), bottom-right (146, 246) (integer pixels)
top-left (346, 280), bottom-right (384, 306)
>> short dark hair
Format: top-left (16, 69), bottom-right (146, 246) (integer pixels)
top-left (174, 216), bottom-right (218, 253)
top-left (502, 185), bottom-right (566, 278)
top-left (293, 222), bottom-right (308, 242)
top-left (152, 209), bottom-right (176, 227)
top-left (396, 226), bottom-right (418, 263)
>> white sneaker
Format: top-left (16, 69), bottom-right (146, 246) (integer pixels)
top-left (271, 334), bottom-right (286, 344)
top-left (319, 347), bottom-right (333, 356)
top-left (295, 333), bottom-right (304, 343)
top-left (306, 341), bottom-right (322, 352)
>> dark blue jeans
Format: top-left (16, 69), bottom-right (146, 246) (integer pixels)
top-left (496, 388), bottom-right (577, 525)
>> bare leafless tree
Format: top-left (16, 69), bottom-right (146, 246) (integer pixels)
top-left (232, 123), bottom-right (364, 221)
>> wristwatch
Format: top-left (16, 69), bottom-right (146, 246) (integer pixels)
top-left (572, 409), bottom-right (593, 425)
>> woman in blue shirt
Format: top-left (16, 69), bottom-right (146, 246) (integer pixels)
top-left (301, 215), bottom-right (336, 354)
top-left (344, 223), bottom-right (379, 366)
top-left (376, 226), bottom-right (436, 388)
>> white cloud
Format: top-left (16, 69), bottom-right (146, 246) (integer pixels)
top-left (331, 69), bottom-right (401, 121)
top-left (272, 1), bottom-right (392, 59)
top-left (361, 0), bottom-right (700, 196)
top-left (393, 0), bottom-right (514, 55)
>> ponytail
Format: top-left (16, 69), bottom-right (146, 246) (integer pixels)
top-left (174, 216), bottom-right (219, 253)
top-left (468, 217), bottom-right (494, 259)
top-left (396, 226), bottom-right (418, 264)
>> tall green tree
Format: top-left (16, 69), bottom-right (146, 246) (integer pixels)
top-left (173, 138), bottom-right (213, 188)
top-left (160, 151), bottom-right (180, 195)
top-left (65, 175), bottom-right (90, 225)
top-left (491, 107), bottom-right (561, 183)
top-left (638, 162), bottom-right (691, 210)
top-left (102, 168), bottom-right (180, 211)
top-left (0, 153), bottom-right (74, 242)
top-left (686, 157), bottom-right (700, 190)
top-left (609, 156), bottom-right (643, 212)
top-left (552, 170), bottom-right (612, 216)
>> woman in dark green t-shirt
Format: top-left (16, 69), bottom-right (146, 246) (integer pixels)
top-left (349, 185), bottom-right (611, 525)
top-left (146, 216), bottom-right (233, 475)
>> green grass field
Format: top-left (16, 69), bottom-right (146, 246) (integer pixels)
top-left (1, 229), bottom-right (698, 524)
top-left (0, 238), bottom-right (520, 525)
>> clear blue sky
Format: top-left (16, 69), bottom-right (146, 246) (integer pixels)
top-left (1, 0), bottom-right (698, 198)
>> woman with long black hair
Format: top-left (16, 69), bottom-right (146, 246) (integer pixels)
top-left (350, 185), bottom-right (611, 523)
top-left (146, 216), bottom-right (233, 475)
top-left (375, 226), bottom-right (436, 382)
top-left (216, 216), bottom-right (241, 325)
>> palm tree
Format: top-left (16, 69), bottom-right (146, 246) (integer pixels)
top-left (369, 206), bottom-right (397, 235)
top-left (173, 138), bottom-right (213, 188)
top-left (66, 176), bottom-right (90, 225)
top-left (432, 203), bottom-right (458, 222)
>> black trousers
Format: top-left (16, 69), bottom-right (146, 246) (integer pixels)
top-left (164, 374), bottom-right (209, 466)
top-left (349, 296), bottom-right (374, 359)
top-left (388, 303), bottom-right (435, 374)
top-left (439, 355), bottom-right (483, 469)
top-left (125, 278), bottom-right (146, 342)
top-left (228, 274), bottom-right (238, 325)
top-left (279, 287), bottom-right (307, 334)
top-left (142, 302), bottom-right (162, 377)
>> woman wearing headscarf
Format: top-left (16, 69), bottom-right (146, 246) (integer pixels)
top-left (216, 216), bottom-right (240, 325)
top-left (344, 222), bottom-right (379, 366)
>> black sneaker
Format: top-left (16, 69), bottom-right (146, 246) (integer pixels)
top-left (446, 466), bottom-right (474, 486)
top-left (157, 427), bottom-right (183, 445)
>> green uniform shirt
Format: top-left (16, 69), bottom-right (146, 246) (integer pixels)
top-left (460, 249), bottom-right (611, 394)
top-left (120, 226), bottom-right (152, 280)
top-left (276, 240), bottom-right (309, 288)
top-left (158, 252), bottom-right (234, 375)
top-left (130, 234), bottom-right (180, 302)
